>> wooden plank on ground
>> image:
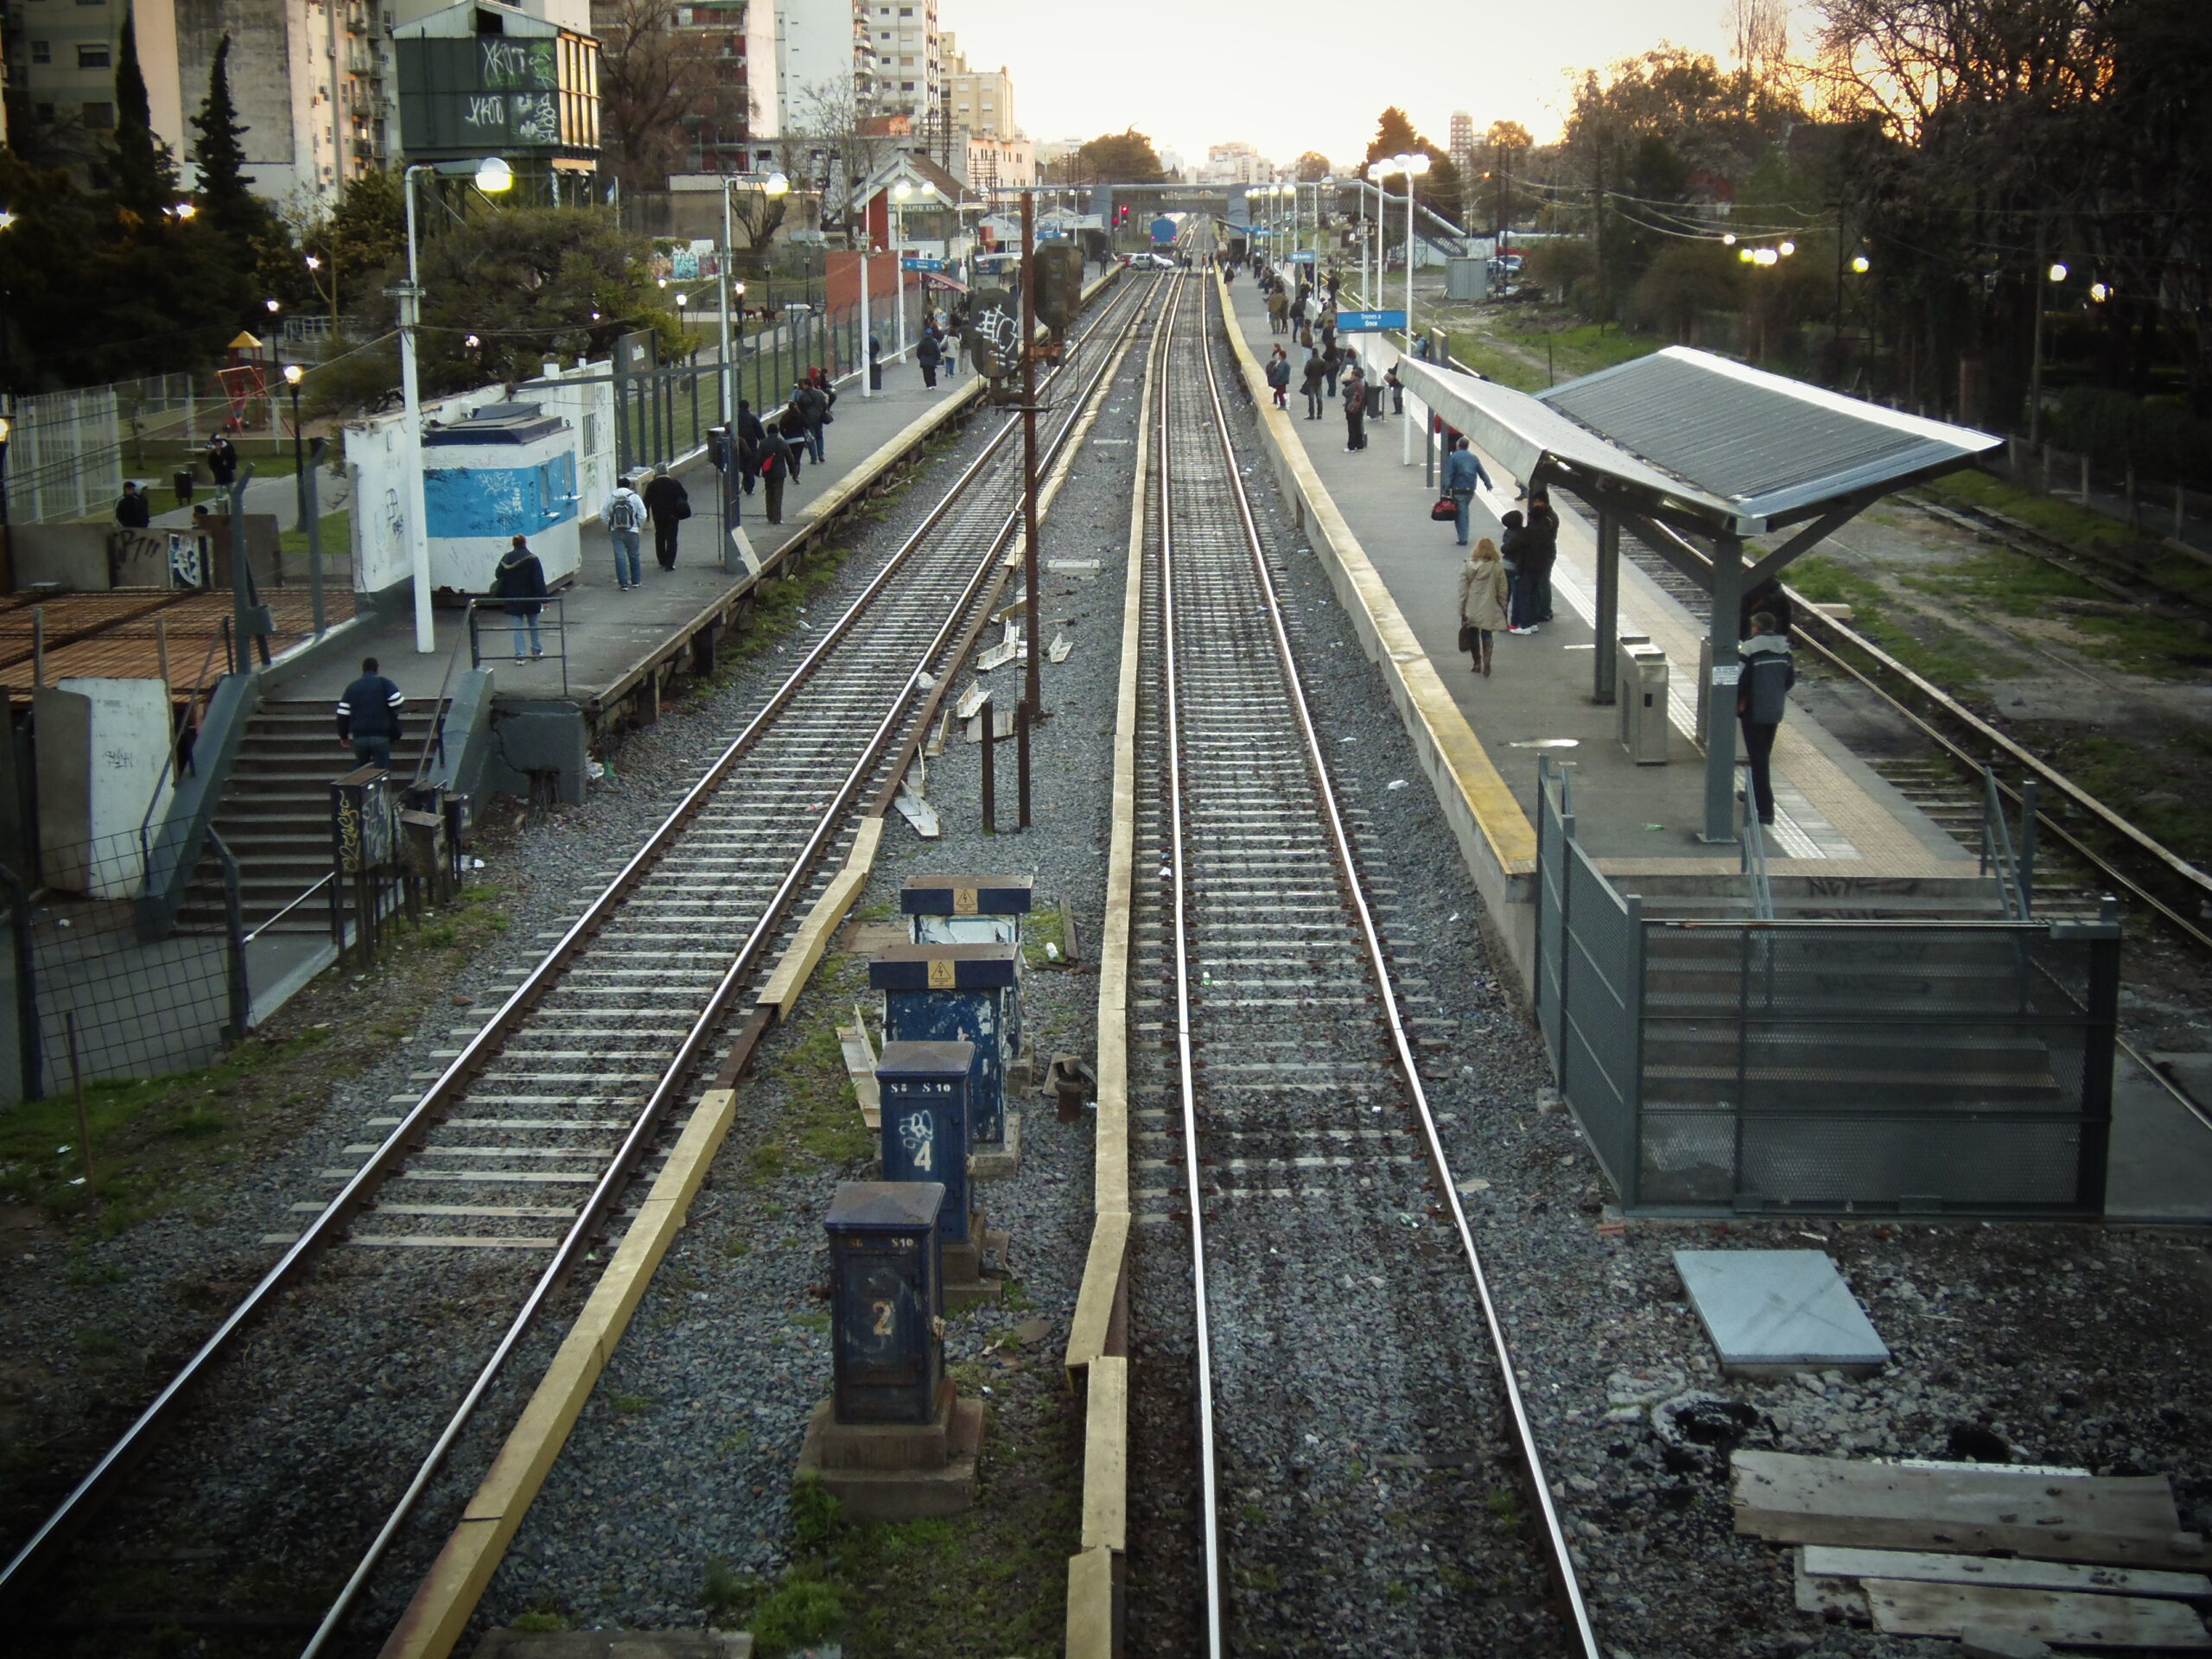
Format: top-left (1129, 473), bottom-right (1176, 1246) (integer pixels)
top-left (1080, 1354), bottom-right (1129, 1553)
top-left (1732, 1451), bottom-right (2208, 1569)
top-left (1865, 1579), bottom-right (2212, 1649)
top-left (1804, 1545), bottom-right (2212, 1600)
top-left (838, 1016), bottom-right (880, 1131)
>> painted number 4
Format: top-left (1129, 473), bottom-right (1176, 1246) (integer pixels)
top-left (898, 1111), bottom-right (935, 1173)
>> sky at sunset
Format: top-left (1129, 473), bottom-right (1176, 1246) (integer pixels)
top-left (939, 0), bottom-right (1793, 168)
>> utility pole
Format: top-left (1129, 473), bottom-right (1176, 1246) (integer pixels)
top-left (1018, 189), bottom-right (1041, 830)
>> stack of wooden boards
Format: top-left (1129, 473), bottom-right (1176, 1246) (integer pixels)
top-left (1733, 1451), bottom-right (2212, 1650)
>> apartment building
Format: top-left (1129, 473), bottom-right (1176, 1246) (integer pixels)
top-left (938, 29), bottom-right (1007, 141)
top-left (661, 0), bottom-right (776, 171)
top-left (1201, 141), bottom-right (1268, 186)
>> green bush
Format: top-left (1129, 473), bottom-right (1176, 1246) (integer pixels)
top-left (2050, 386), bottom-right (2212, 488)
top-left (751, 1579), bottom-right (843, 1654)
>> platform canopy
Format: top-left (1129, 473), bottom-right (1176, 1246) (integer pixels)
top-left (1396, 346), bottom-right (1999, 536)
top-left (1392, 346), bottom-right (2002, 843)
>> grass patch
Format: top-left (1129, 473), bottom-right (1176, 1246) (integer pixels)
top-left (1444, 331), bottom-right (1546, 392)
top-left (276, 509), bottom-right (352, 574)
top-left (610, 1393), bottom-right (651, 1415)
top-left (0, 1025), bottom-right (336, 1233)
top-left (1924, 468), bottom-right (2144, 558)
top-left (2029, 728), bottom-right (2212, 868)
top-left (1786, 555), bottom-right (2025, 688)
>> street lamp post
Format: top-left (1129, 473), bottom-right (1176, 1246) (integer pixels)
top-left (2031, 251), bottom-right (2064, 444)
top-left (720, 170), bottom-right (790, 431)
top-left (283, 361), bottom-right (306, 525)
top-left (393, 156), bottom-right (512, 653)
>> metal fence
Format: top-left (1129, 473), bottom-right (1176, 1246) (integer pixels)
top-left (1, 374), bottom-right (248, 526)
top-left (1533, 761), bottom-right (2121, 1217)
top-left (1, 827), bottom-right (247, 1101)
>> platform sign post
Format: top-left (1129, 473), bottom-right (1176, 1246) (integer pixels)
top-left (1019, 191), bottom-right (1040, 830)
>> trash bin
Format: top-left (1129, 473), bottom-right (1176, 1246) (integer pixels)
top-left (172, 470), bottom-right (196, 508)
top-left (869, 363), bottom-right (883, 391)
top-left (1617, 638), bottom-right (1671, 765)
top-left (1365, 381), bottom-right (1385, 417)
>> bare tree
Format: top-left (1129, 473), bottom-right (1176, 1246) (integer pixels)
top-left (594, 0), bottom-right (743, 192)
top-left (789, 74), bottom-right (896, 238)
top-left (1731, 0), bottom-right (1793, 86)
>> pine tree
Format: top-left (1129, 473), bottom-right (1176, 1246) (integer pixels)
top-left (110, 9), bottom-right (181, 232)
top-left (191, 35), bottom-right (268, 246)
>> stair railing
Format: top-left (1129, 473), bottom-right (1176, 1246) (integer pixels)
top-left (1740, 808), bottom-right (1776, 921)
top-left (137, 618), bottom-right (234, 905)
top-left (410, 599), bottom-right (479, 792)
top-left (1980, 764), bottom-right (2039, 919)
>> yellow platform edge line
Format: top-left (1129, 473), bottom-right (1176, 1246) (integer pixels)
top-left (378, 1087), bottom-right (740, 1659)
top-left (1065, 264), bottom-right (1158, 1659)
top-left (1211, 269), bottom-right (1540, 906)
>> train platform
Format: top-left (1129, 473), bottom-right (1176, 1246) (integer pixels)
top-left (1217, 269), bottom-right (2212, 1225)
top-left (274, 349), bottom-right (993, 721)
top-left (1220, 273), bottom-right (1974, 893)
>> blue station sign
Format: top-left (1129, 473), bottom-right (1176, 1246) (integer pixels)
top-left (900, 257), bottom-right (948, 271)
top-left (1335, 309), bottom-right (1408, 333)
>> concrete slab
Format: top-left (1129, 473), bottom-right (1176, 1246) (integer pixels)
top-left (1673, 1249), bottom-right (1889, 1376)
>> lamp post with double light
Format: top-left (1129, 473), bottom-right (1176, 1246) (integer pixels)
top-left (392, 156), bottom-right (513, 652)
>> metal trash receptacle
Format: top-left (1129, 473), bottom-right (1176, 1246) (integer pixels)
top-left (1618, 641), bottom-right (1670, 765)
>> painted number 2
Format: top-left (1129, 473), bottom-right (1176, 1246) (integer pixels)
top-left (872, 1299), bottom-right (894, 1338)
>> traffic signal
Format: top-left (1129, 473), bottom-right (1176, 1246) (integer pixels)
top-left (1031, 243), bottom-right (1084, 329)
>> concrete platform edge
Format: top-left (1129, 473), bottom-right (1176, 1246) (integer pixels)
top-left (1211, 269), bottom-right (1541, 995)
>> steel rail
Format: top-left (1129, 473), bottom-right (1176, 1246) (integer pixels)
top-left (0, 271), bottom-right (1153, 1612)
top-left (1182, 273), bottom-right (1602, 1657)
top-left (1152, 269), bottom-right (1226, 1659)
top-left (307, 271), bottom-right (1174, 1653)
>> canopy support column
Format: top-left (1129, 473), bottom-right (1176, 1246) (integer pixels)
top-left (1701, 532), bottom-right (1744, 843)
top-left (1593, 509), bottom-right (1619, 706)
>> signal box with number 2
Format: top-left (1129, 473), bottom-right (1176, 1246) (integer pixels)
top-left (824, 1179), bottom-right (947, 1427)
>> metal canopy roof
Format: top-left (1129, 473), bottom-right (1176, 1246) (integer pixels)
top-left (1395, 346), bottom-right (2001, 535)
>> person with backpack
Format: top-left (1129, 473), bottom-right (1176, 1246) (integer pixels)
top-left (492, 534), bottom-right (548, 660)
top-left (641, 468), bottom-right (690, 571)
top-left (1265, 346), bottom-right (1290, 409)
top-left (604, 475), bottom-right (646, 590)
top-left (918, 327), bottom-right (943, 388)
top-left (793, 377), bottom-right (829, 465)
top-left (334, 656), bottom-right (404, 767)
top-left (757, 423), bottom-right (794, 524)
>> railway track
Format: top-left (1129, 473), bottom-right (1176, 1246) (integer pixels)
top-left (0, 270), bottom-right (1166, 1651)
top-left (1126, 271), bottom-right (1594, 1654)
top-left (1612, 522), bottom-right (2212, 944)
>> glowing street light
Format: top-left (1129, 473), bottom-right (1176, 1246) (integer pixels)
top-left (2090, 282), bottom-right (2111, 302)
top-left (1851, 254), bottom-right (1870, 274)
top-left (2048, 262), bottom-right (2069, 283)
top-left (475, 156), bottom-right (515, 194)
top-left (1777, 240), bottom-right (1796, 257)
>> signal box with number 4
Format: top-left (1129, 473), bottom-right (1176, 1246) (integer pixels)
top-left (874, 1040), bottom-right (976, 1248)
top-left (823, 1179), bottom-right (946, 1427)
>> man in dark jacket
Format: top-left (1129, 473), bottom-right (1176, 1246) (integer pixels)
top-left (641, 469), bottom-right (690, 570)
top-left (1300, 350), bottom-right (1326, 419)
top-left (758, 423), bottom-right (794, 524)
top-left (335, 656), bottom-right (404, 767)
top-left (918, 328), bottom-right (943, 388)
top-left (207, 435), bottom-right (238, 487)
top-left (737, 400), bottom-right (765, 495)
top-left (1509, 492), bottom-right (1559, 632)
top-left (115, 481), bottom-right (152, 528)
top-left (493, 535), bottom-right (548, 661)
top-left (1737, 612), bottom-right (1796, 828)
top-left (792, 378), bottom-right (829, 465)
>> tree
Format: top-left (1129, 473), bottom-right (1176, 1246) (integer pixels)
top-left (1074, 129), bottom-right (1166, 185)
top-left (190, 37), bottom-right (272, 250)
top-left (373, 206), bottom-right (686, 394)
top-left (1628, 238), bottom-right (1742, 337)
top-left (596, 0), bottom-right (743, 193)
top-left (1485, 119), bottom-right (1533, 237)
top-left (1294, 151), bottom-right (1332, 182)
top-left (1360, 107), bottom-right (1461, 220)
top-left (294, 169), bottom-right (406, 321)
top-left (109, 9), bottom-right (180, 230)
top-left (788, 75), bottom-right (893, 237)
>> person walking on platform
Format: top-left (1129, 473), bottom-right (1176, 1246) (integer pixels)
top-left (737, 401), bottom-right (765, 496)
top-left (1322, 340), bottom-right (1344, 401)
top-left (1343, 366), bottom-right (1368, 451)
top-left (1268, 287), bottom-right (1288, 334)
top-left (1458, 537), bottom-right (1510, 677)
top-left (1506, 499), bottom-right (1554, 633)
top-left (1266, 346), bottom-right (1290, 409)
top-left (793, 377), bottom-right (829, 465)
top-left (493, 534), bottom-right (548, 661)
top-left (918, 327), bottom-right (943, 389)
top-left (1385, 365), bottom-right (1404, 416)
top-left (1300, 349), bottom-right (1326, 419)
top-left (642, 468), bottom-right (690, 571)
top-left (1444, 436), bottom-right (1491, 545)
top-left (1738, 612), bottom-right (1795, 827)
top-left (206, 435), bottom-right (239, 489)
top-left (1289, 293), bottom-right (1308, 337)
top-left (758, 423), bottom-right (794, 525)
top-left (604, 475), bottom-right (647, 591)
top-left (335, 657), bottom-right (404, 768)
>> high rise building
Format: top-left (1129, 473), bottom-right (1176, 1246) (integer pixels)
top-left (780, 0), bottom-right (936, 133)
top-left (1201, 141), bottom-right (1268, 186)
top-left (938, 30), bottom-right (1009, 142)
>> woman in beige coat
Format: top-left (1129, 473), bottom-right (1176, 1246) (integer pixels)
top-left (1457, 536), bottom-right (1510, 677)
